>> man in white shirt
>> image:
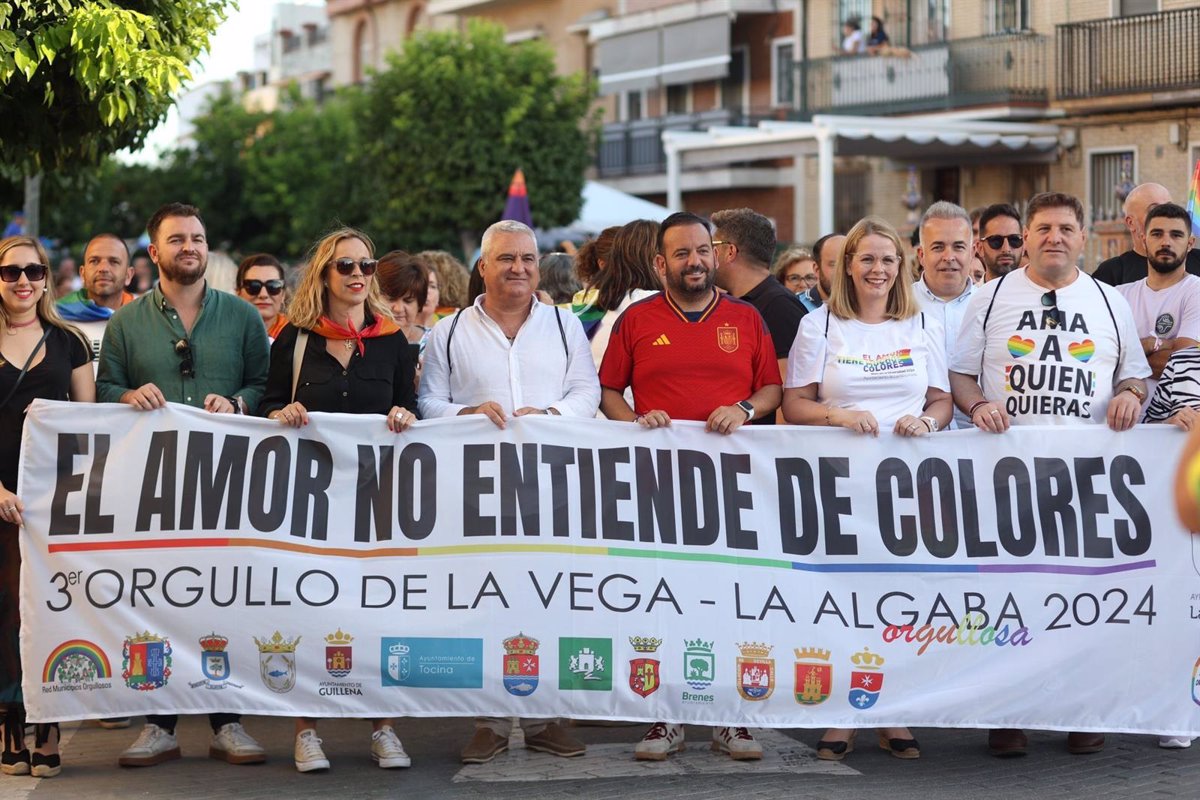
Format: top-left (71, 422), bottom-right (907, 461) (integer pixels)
top-left (1116, 202), bottom-right (1200, 408)
top-left (914, 202), bottom-right (973, 428)
top-left (950, 192), bottom-right (1150, 756)
top-left (418, 219), bottom-right (599, 764)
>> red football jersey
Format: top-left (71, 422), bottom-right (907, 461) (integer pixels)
top-left (599, 291), bottom-right (781, 420)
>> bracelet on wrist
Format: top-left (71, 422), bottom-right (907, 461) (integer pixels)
top-left (968, 400), bottom-right (989, 418)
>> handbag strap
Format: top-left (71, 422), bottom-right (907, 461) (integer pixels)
top-left (0, 325), bottom-right (53, 411)
top-left (290, 330), bottom-right (309, 403)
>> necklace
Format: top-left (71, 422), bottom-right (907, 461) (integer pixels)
top-left (344, 339), bottom-right (354, 352)
top-left (5, 316), bottom-right (37, 335)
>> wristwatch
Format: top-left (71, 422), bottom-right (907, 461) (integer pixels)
top-left (919, 415), bottom-right (939, 433)
top-left (1121, 384), bottom-right (1147, 401)
top-left (737, 400), bottom-right (755, 421)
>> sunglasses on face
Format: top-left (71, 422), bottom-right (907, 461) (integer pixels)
top-left (0, 263), bottom-right (49, 282)
top-left (242, 279), bottom-right (285, 296)
top-left (328, 258), bottom-right (378, 277)
top-left (984, 234), bottom-right (1024, 250)
top-left (174, 338), bottom-right (194, 378)
top-left (1041, 290), bottom-right (1066, 330)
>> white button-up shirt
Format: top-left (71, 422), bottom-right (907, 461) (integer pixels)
top-left (418, 295), bottom-right (601, 419)
top-left (914, 276), bottom-right (973, 428)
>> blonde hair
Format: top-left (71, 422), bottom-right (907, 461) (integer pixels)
top-left (0, 236), bottom-right (89, 346)
top-left (286, 228), bottom-right (391, 329)
top-left (826, 216), bottom-right (918, 321)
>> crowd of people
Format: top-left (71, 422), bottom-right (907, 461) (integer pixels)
top-left (0, 183), bottom-right (1197, 777)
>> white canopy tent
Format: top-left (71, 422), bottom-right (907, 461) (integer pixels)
top-left (573, 180), bottom-right (673, 233)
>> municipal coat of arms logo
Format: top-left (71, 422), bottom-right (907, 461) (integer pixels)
top-left (503, 633), bottom-right (539, 697)
top-left (628, 636), bottom-right (662, 698)
top-left (386, 641), bottom-right (410, 683)
top-left (736, 642), bottom-right (773, 701)
top-left (325, 629), bottom-right (353, 678)
top-left (199, 633), bottom-right (230, 682)
top-left (717, 324), bottom-right (739, 353)
top-left (123, 631), bottom-right (171, 691)
top-left (848, 647), bottom-right (885, 709)
top-left (558, 637), bottom-right (612, 691)
top-left (684, 638), bottom-right (715, 689)
top-left (253, 631), bottom-right (300, 693)
top-left (794, 647), bottom-right (832, 705)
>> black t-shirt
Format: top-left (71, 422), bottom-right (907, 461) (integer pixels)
top-left (740, 275), bottom-right (804, 426)
top-left (0, 325), bottom-right (90, 490)
top-left (1092, 248), bottom-right (1200, 286)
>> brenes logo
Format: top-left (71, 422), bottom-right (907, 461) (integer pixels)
top-left (380, 638), bottom-right (483, 689)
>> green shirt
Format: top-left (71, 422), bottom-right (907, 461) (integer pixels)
top-left (96, 282), bottom-right (268, 409)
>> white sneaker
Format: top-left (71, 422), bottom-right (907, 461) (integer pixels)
top-left (634, 722), bottom-right (685, 761)
top-left (1159, 736), bottom-right (1194, 749)
top-left (712, 726), bottom-right (763, 760)
top-left (371, 725), bottom-right (412, 768)
top-left (294, 730), bottom-right (330, 772)
top-left (118, 724), bottom-right (181, 767)
top-left (209, 722), bottom-right (266, 764)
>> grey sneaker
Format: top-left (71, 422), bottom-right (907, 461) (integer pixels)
top-left (118, 724), bottom-right (181, 767)
top-left (209, 722), bottom-right (266, 764)
top-left (371, 725), bottom-right (411, 768)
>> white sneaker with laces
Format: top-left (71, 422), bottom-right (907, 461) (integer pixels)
top-left (209, 722), bottom-right (266, 764)
top-left (1159, 736), bottom-right (1194, 749)
top-left (634, 722), bottom-right (685, 761)
top-left (371, 725), bottom-right (412, 768)
top-left (118, 724), bottom-right (181, 767)
top-left (294, 730), bottom-right (331, 772)
top-left (712, 726), bottom-right (763, 760)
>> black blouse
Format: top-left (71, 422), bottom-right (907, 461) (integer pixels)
top-left (259, 320), bottom-right (418, 418)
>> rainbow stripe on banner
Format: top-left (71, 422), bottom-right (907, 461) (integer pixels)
top-left (1188, 157), bottom-right (1200, 238)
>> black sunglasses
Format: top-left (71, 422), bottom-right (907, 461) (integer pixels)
top-left (984, 234), bottom-right (1023, 250)
top-left (242, 279), bottom-right (285, 296)
top-left (0, 263), bottom-right (49, 282)
top-left (1040, 290), bottom-right (1066, 330)
top-left (328, 258), bottom-right (378, 276)
top-left (174, 338), bottom-right (194, 378)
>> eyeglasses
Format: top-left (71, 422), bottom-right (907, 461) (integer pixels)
top-left (242, 278), bottom-right (285, 296)
top-left (174, 338), bottom-right (194, 378)
top-left (0, 263), bottom-right (49, 282)
top-left (784, 273), bottom-right (819, 287)
top-left (1040, 290), bottom-right (1066, 329)
top-left (984, 234), bottom-right (1024, 250)
top-left (328, 258), bottom-right (378, 276)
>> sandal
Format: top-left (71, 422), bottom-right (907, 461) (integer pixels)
top-left (816, 728), bottom-right (857, 761)
top-left (878, 729), bottom-right (921, 759)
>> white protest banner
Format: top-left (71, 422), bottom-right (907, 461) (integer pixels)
top-left (17, 400), bottom-right (1200, 735)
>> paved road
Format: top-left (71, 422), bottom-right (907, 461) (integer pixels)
top-left (1, 716), bottom-right (1198, 799)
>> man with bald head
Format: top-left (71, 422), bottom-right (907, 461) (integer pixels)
top-left (1093, 182), bottom-right (1200, 285)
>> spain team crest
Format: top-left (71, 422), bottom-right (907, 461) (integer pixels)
top-left (123, 631), bottom-right (171, 691)
top-left (628, 636), bottom-right (662, 697)
top-left (793, 647), bottom-right (832, 705)
top-left (848, 647), bottom-right (885, 709)
top-left (717, 324), bottom-right (739, 353)
top-left (503, 633), bottom-right (539, 697)
top-left (325, 629), bottom-right (353, 678)
top-left (736, 642), bottom-right (773, 701)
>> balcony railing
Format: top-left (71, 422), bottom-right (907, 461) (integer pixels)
top-left (599, 110), bottom-right (747, 178)
top-left (804, 33), bottom-right (1047, 116)
top-left (1057, 7), bottom-right (1200, 100)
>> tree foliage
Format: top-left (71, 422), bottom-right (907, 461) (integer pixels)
top-left (0, 0), bottom-right (231, 174)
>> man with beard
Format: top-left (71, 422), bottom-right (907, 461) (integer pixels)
top-left (599, 212), bottom-right (780, 762)
top-left (975, 203), bottom-right (1024, 282)
top-left (96, 203), bottom-right (268, 767)
top-left (1094, 182), bottom-right (1200, 285)
top-left (1116, 202), bottom-right (1200, 410)
top-left (56, 233), bottom-right (135, 368)
top-left (798, 232), bottom-right (844, 315)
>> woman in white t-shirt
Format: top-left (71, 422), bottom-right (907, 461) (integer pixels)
top-left (781, 216), bottom-right (951, 762)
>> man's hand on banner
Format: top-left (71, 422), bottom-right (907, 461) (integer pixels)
top-left (119, 383), bottom-right (167, 411)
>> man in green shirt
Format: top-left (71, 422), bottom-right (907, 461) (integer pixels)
top-left (96, 202), bottom-right (269, 767)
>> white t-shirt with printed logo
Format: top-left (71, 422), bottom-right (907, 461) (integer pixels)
top-left (1117, 272), bottom-right (1200, 405)
top-left (952, 267), bottom-right (1150, 425)
top-left (786, 306), bottom-right (949, 428)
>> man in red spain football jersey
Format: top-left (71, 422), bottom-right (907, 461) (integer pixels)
top-left (598, 211), bottom-right (781, 760)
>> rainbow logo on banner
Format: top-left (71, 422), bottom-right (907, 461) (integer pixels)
top-left (42, 639), bottom-right (112, 682)
top-left (1187, 158), bottom-right (1200, 239)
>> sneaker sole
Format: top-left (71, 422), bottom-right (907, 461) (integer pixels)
top-left (1, 763), bottom-right (30, 776)
top-left (461, 744), bottom-right (508, 764)
top-left (209, 747), bottom-right (266, 765)
top-left (31, 764), bottom-right (61, 778)
top-left (119, 747), bottom-right (181, 767)
top-left (525, 743), bottom-right (586, 758)
top-left (296, 758), bottom-right (331, 772)
top-left (371, 753), bottom-right (412, 769)
top-left (711, 742), bottom-right (762, 760)
top-left (97, 719), bottom-right (132, 730)
top-left (634, 742), bottom-right (685, 761)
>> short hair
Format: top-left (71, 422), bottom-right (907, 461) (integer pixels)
top-left (376, 250), bottom-right (429, 309)
top-left (844, 17), bottom-right (860, 30)
top-left (575, 226), bottom-right (619, 287)
top-left (288, 227), bottom-right (387, 329)
top-left (1144, 201), bottom-right (1193, 232)
top-left (918, 201), bottom-right (972, 246)
top-left (812, 232), bottom-right (843, 265)
top-left (538, 252), bottom-right (581, 304)
top-left (1025, 192), bottom-right (1084, 229)
top-left (84, 233), bottom-right (130, 262)
top-left (481, 220), bottom-right (536, 261)
top-left (146, 202), bottom-right (205, 244)
top-left (236, 253), bottom-right (284, 286)
top-left (826, 216), bottom-right (917, 322)
top-left (416, 250), bottom-right (470, 309)
top-left (656, 211), bottom-right (711, 255)
top-left (969, 206), bottom-right (987, 224)
top-left (773, 247), bottom-right (815, 283)
top-left (977, 203), bottom-right (1022, 236)
top-left (710, 208), bottom-right (777, 267)
top-left (593, 219), bottom-right (661, 312)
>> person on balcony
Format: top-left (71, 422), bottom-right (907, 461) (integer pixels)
top-left (866, 16), bottom-right (890, 54)
top-left (841, 18), bottom-right (865, 54)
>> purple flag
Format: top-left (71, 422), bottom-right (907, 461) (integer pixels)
top-left (501, 168), bottom-right (533, 227)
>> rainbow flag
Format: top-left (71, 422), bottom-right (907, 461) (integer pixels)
top-left (1187, 158), bottom-right (1200, 238)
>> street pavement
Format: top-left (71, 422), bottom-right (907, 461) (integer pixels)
top-left (1, 716), bottom-right (1198, 799)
